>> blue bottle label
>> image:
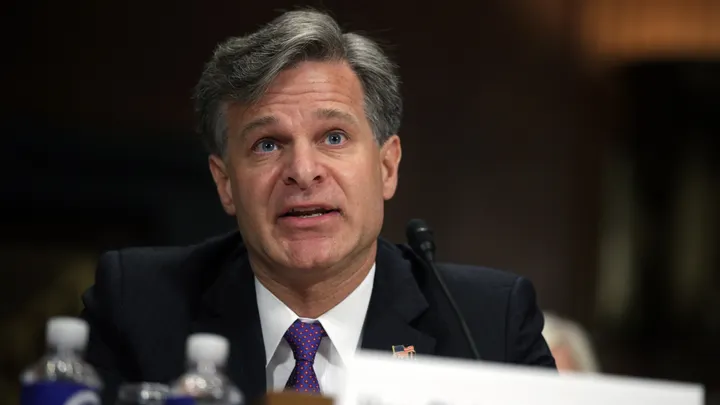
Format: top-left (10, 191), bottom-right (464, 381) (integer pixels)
top-left (20, 381), bottom-right (100, 405)
top-left (164, 397), bottom-right (196, 405)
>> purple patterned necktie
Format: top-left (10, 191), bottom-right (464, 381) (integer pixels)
top-left (284, 319), bottom-right (327, 393)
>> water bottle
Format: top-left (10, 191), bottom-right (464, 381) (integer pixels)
top-left (114, 382), bottom-right (168, 405)
top-left (20, 316), bottom-right (103, 405)
top-left (166, 333), bottom-right (243, 405)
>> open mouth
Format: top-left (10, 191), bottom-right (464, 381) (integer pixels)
top-left (280, 207), bottom-right (340, 219)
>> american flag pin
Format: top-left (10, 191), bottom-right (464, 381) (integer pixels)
top-left (391, 344), bottom-right (416, 359)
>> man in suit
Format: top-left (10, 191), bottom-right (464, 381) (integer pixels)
top-left (81, 9), bottom-right (556, 403)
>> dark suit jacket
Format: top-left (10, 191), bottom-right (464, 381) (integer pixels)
top-left (81, 231), bottom-right (555, 403)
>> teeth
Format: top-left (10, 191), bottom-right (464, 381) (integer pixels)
top-left (290, 208), bottom-right (329, 213)
top-left (298, 212), bottom-right (324, 218)
top-left (292, 208), bottom-right (316, 213)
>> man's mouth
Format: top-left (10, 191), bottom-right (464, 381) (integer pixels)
top-left (280, 207), bottom-right (340, 219)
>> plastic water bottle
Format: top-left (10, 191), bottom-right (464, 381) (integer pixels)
top-left (20, 316), bottom-right (103, 405)
top-left (166, 333), bottom-right (243, 405)
top-left (114, 382), bottom-right (169, 405)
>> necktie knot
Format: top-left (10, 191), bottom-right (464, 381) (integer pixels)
top-left (284, 319), bottom-right (327, 363)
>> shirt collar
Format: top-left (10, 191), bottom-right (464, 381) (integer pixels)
top-left (255, 264), bottom-right (376, 367)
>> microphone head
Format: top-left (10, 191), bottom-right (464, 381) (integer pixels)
top-left (406, 218), bottom-right (435, 257)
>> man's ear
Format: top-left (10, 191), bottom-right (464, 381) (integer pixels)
top-left (380, 135), bottom-right (402, 200)
top-left (208, 155), bottom-right (236, 216)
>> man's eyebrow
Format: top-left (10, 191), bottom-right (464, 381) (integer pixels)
top-left (313, 108), bottom-right (358, 125)
top-left (238, 108), bottom-right (357, 139)
top-left (239, 115), bottom-right (278, 139)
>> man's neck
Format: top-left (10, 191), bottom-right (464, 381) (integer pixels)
top-left (251, 246), bottom-right (376, 319)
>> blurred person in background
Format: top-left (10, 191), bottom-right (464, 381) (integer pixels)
top-left (542, 312), bottom-right (600, 373)
top-left (79, 8), bottom-right (555, 403)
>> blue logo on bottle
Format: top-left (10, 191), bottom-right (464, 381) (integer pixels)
top-left (165, 397), bottom-right (196, 405)
top-left (20, 381), bottom-right (100, 405)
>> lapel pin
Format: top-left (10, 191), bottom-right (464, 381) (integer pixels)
top-left (392, 344), bottom-right (416, 359)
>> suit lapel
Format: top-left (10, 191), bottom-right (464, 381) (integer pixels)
top-left (190, 247), bottom-right (267, 403)
top-left (361, 240), bottom-right (436, 356)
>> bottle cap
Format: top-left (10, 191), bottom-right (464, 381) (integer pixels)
top-left (187, 333), bottom-right (229, 365)
top-left (47, 317), bottom-right (89, 351)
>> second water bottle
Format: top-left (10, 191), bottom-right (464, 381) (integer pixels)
top-left (165, 333), bottom-right (243, 405)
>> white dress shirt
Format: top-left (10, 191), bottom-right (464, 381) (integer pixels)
top-left (255, 264), bottom-right (375, 398)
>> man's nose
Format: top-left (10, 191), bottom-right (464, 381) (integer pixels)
top-left (281, 142), bottom-right (325, 189)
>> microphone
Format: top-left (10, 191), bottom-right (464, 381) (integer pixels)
top-left (406, 219), bottom-right (481, 360)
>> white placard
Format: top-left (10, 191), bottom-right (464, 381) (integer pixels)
top-left (338, 350), bottom-right (704, 405)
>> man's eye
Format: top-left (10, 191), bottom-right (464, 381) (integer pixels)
top-left (253, 139), bottom-right (278, 153)
top-left (325, 132), bottom-right (347, 146)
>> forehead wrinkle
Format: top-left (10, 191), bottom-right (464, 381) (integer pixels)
top-left (239, 115), bottom-right (279, 139)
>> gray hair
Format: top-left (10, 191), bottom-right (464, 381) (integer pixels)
top-left (194, 9), bottom-right (402, 157)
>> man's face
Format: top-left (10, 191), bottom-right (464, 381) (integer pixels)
top-left (209, 61), bottom-right (401, 276)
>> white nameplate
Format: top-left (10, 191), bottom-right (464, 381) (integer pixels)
top-left (338, 350), bottom-right (704, 405)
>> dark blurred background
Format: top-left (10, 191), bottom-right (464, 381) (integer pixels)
top-left (1, 0), bottom-right (718, 403)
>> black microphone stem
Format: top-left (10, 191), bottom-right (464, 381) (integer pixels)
top-left (406, 219), bottom-right (481, 360)
top-left (422, 251), bottom-right (481, 361)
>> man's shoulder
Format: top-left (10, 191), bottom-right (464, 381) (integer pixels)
top-left (436, 262), bottom-right (521, 290)
top-left (97, 231), bottom-right (244, 284)
top-left (382, 240), bottom-right (522, 293)
top-left (430, 262), bottom-right (523, 312)
top-left (384, 240), bottom-right (524, 303)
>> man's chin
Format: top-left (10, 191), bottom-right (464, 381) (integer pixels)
top-left (278, 238), bottom-right (344, 271)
